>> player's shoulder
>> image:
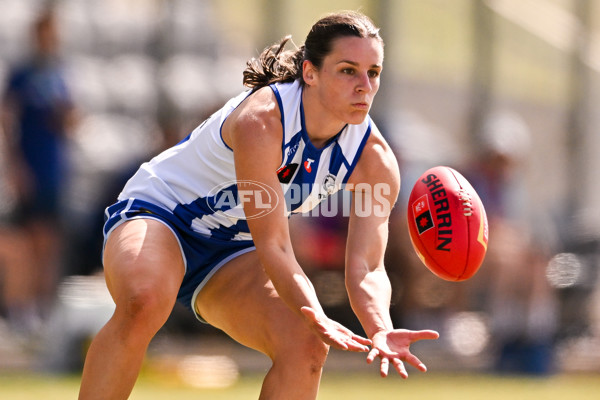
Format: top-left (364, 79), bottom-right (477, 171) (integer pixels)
top-left (365, 123), bottom-right (395, 158)
top-left (224, 86), bottom-right (283, 148)
top-left (349, 123), bottom-right (400, 188)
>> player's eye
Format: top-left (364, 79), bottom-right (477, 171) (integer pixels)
top-left (341, 68), bottom-right (355, 75)
top-left (368, 69), bottom-right (380, 78)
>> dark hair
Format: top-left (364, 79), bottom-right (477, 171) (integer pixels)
top-left (243, 10), bottom-right (382, 89)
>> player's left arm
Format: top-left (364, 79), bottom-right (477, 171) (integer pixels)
top-left (345, 126), bottom-right (439, 378)
top-left (344, 126), bottom-right (398, 340)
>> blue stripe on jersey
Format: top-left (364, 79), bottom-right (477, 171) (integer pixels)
top-left (173, 183), bottom-right (249, 237)
top-left (220, 90), bottom-right (253, 151)
top-left (220, 130), bottom-right (233, 151)
top-left (298, 101), bottom-right (328, 158)
top-left (342, 122), bottom-right (372, 184)
top-left (282, 131), bottom-right (302, 162)
top-left (177, 132), bottom-right (192, 145)
top-left (209, 219), bottom-right (250, 241)
top-left (328, 141), bottom-right (350, 176)
top-left (104, 198), bottom-right (190, 237)
top-left (286, 137), bottom-right (321, 212)
top-left (173, 191), bottom-right (222, 223)
top-left (269, 84), bottom-right (286, 155)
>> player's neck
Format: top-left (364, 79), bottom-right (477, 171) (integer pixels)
top-left (302, 89), bottom-right (345, 149)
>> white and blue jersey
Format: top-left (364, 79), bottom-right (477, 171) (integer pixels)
top-left (103, 80), bottom-right (372, 319)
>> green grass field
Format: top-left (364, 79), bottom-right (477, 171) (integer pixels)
top-left (1, 372), bottom-right (599, 400)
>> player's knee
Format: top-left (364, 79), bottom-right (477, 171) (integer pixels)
top-left (117, 287), bottom-right (172, 333)
top-left (304, 336), bottom-right (329, 374)
top-left (276, 329), bottom-right (329, 373)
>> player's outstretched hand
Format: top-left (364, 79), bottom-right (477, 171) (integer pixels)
top-left (367, 329), bottom-right (440, 378)
top-left (301, 306), bottom-right (371, 352)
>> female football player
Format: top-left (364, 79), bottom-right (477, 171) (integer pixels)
top-left (79, 10), bottom-right (439, 400)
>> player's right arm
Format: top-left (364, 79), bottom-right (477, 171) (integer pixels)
top-left (222, 87), bottom-right (370, 352)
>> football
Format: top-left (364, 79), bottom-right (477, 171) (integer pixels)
top-left (407, 166), bottom-right (488, 281)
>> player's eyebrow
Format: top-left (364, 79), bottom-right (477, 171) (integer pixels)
top-left (337, 60), bottom-right (382, 70)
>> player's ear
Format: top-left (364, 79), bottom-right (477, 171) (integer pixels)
top-left (302, 60), bottom-right (317, 86)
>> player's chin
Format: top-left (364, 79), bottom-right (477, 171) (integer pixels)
top-left (346, 109), bottom-right (370, 125)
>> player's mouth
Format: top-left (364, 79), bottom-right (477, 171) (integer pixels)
top-left (352, 102), bottom-right (370, 110)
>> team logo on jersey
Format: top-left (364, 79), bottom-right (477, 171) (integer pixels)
top-left (304, 158), bottom-right (315, 173)
top-left (323, 173), bottom-right (336, 195)
top-left (277, 163), bottom-right (299, 184)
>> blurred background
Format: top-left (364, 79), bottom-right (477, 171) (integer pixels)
top-left (0, 0), bottom-right (599, 387)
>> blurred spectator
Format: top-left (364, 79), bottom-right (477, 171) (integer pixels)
top-left (0, 124), bottom-right (37, 336)
top-left (0, 5), bottom-right (77, 329)
top-left (464, 110), bottom-right (559, 375)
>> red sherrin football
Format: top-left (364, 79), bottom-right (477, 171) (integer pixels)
top-left (407, 166), bottom-right (488, 281)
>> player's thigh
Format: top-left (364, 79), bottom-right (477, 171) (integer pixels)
top-left (195, 251), bottom-right (325, 359)
top-left (103, 218), bottom-right (185, 315)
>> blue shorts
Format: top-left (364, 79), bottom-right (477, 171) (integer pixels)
top-left (103, 198), bottom-right (256, 322)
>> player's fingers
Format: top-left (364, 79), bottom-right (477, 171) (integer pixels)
top-left (351, 333), bottom-right (373, 346)
top-left (309, 330), bottom-right (341, 350)
top-left (403, 353), bottom-right (427, 372)
top-left (335, 329), bottom-right (370, 352)
top-left (301, 307), bottom-right (330, 337)
top-left (343, 338), bottom-right (370, 353)
top-left (301, 306), bottom-right (319, 324)
top-left (323, 331), bottom-right (368, 352)
top-left (380, 357), bottom-right (390, 377)
top-left (410, 329), bottom-right (440, 341)
top-left (330, 327), bottom-right (369, 352)
top-left (392, 358), bottom-right (408, 379)
top-left (301, 307), bottom-right (370, 352)
top-left (301, 309), bottom-right (356, 350)
top-left (366, 348), bottom-right (379, 364)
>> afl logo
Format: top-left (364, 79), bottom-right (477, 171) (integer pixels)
top-left (208, 180), bottom-right (279, 220)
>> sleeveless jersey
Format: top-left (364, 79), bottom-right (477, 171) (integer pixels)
top-left (116, 80), bottom-right (372, 242)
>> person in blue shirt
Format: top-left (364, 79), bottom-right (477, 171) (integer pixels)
top-left (79, 11), bottom-right (439, 399)
top-left (1, 7), bottom-right (76, 327)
